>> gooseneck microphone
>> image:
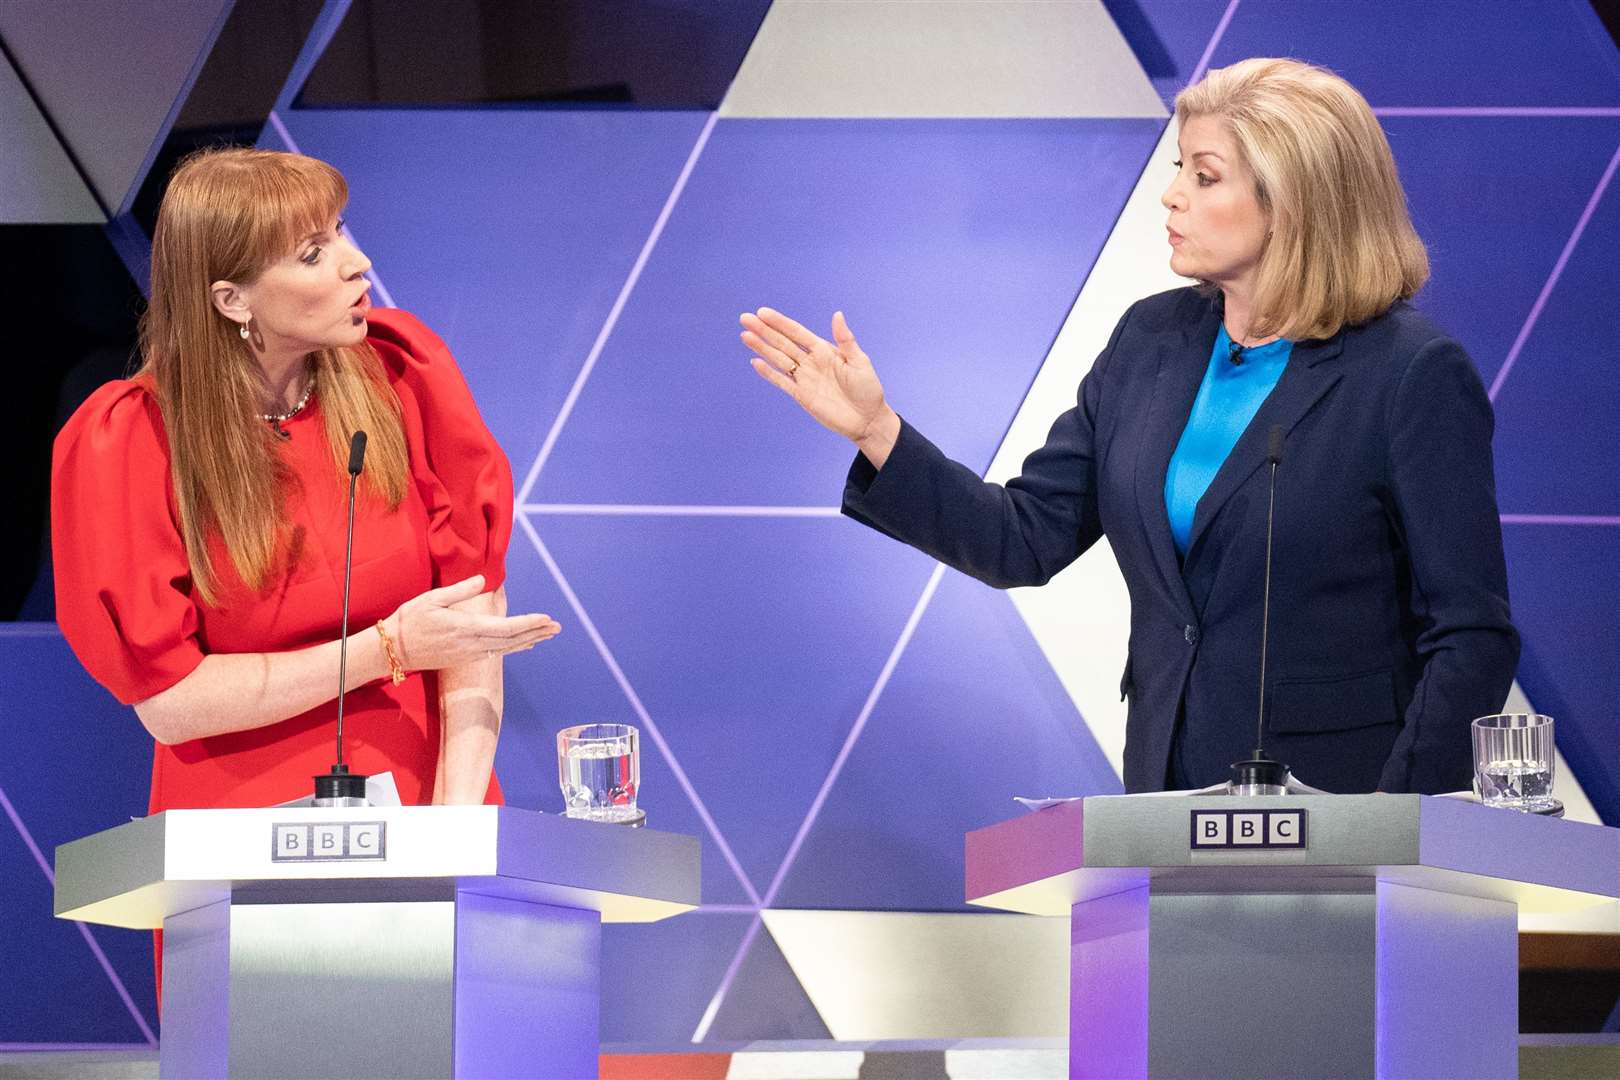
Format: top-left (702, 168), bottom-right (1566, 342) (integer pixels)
top-left (1228, 425), bottom-right (1291, 795)
top-left (314, 431), bottom-right (371, 806)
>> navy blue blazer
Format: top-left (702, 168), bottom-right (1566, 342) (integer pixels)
top-left (843, 287), bottom-right (1518, 794)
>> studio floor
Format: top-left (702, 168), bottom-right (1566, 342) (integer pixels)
top-left (3, 1036), bottom-right (1619, 1080)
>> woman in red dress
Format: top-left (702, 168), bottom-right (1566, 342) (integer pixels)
top-left (51, 147), bottom-right (559, 825)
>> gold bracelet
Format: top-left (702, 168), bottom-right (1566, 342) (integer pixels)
top-left (375, 619), bottom-right (407, 686)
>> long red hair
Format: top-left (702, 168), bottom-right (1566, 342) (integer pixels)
top-left (138, 147), bottom-right (408, 603)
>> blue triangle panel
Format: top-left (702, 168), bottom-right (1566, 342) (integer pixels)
top-left (1502, 526), bottom-right (1620, 826)
top-left (266, 109), bottom-right (712, 479)
top-left (0, 796), bottom-right (151, 1043)
top-left (773, 569), bottom-right (1121, 911)
top-left (707, 919), bottom-right (831, 1041)
top-left (533, 513), bottom-right (939, 901)
top-left (600, 913), bottom-right (757, 1043)
top-left (503, 521), bottom-right (754, 905)
top-left (1391, 118), bottom-right (1620, 393)
top-left (1489, 167), bottom-right (1620, 516)
top-left (0, 627), bottom-right (158, 1036)
top-left (533, 118), bottom-right (1164, 506)
top-left (1101, 0), bottom-right (1234, 107)
top-left (1211, 0), bottom-right (1620, 106)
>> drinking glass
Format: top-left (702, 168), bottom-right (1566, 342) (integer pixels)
top-left (1471, 713), bottom-right (1555, 811)
top-left (557, 723), bottom-right (642, 824)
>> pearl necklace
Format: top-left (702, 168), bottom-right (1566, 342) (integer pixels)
top-left (260, 373), bottom-right (315, 425)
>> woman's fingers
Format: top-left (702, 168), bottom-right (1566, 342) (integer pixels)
top-left (740, 327), bottom-right (803, 376)
top-left (741, 312), bottom-right (815, 365)
top-left (424, 574), bottom-right (486, 607)
top-left (750, 355), bottom-right (800, 396)
top-left (754, 307), bottom-right (827, 355)
top-left (448, 610), bottom-right (559, 649)
top-left (831, 310), bottom-right (859, 356)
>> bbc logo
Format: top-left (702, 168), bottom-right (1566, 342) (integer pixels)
top-left (271, 821), bottom-right (387, 863)
top-left (1189, 809), bottom-right (1306, 850)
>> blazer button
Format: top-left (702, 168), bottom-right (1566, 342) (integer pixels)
top-left (1184, 624), bottom-right (1199, 645)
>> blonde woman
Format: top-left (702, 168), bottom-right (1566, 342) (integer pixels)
top-left (52, 148), bottom-right (559, 826)
top-left (742, 59), bottom-right (1517, 795)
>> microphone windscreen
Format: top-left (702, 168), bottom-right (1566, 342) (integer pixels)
top-left (1267, 425), bottom-right (1284, 464)
top-left (348, 431), bottom-right (368, 476)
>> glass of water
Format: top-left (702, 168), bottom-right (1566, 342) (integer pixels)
top-left (557, 723), bottom-right (642, 824)
top-left (1471, 713), bottom-right (1555, 812)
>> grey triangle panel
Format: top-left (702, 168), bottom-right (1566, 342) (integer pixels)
top-left (722, 0), bottom-right (1166, 118)
top-left (0, 53), bottom-right (102, 222)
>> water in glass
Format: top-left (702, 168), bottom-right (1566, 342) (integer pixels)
top-left (1471, 713), bottom-right (1555, 812)
top-left (557, 724), bottom-right (639, 823)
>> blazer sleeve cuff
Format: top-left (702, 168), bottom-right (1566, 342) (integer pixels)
top-left (841, 416), bottom-right (941, 535)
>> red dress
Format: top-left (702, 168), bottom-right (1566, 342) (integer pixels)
top-left (51, 308), bottom-right (512, 814)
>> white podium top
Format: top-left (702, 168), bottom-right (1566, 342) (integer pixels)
top-left (966, 794), bottom-right (1620, 917)
top-left (55, 805), bottom-right (700, 929)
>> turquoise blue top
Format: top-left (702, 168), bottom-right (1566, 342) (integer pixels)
top-left (1163, 325), bottom-right (1293, 556)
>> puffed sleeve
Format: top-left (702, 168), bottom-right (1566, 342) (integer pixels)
top-left (366, 308), bottom-right (514, 591)
top-left (51, 381), bottom-right (206, 705)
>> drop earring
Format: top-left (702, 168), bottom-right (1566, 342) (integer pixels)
top-left (240, 320), bottom-right (251, 340)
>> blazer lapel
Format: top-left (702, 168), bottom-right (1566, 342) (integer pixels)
top-left (1133, 301), bottom-right (1220, 620)
top-left (1184, 333), bottom-right (1347, 560)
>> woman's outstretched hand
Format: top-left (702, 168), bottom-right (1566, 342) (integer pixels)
top-left (386, 575), bottom-right (559, 672)
top-left (741, 308), bottom-right (902, 468)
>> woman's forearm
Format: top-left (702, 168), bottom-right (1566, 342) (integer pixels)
top-left (133, 625), bottom-right (392, 745)
top-left (436, 586), bottom-right (506, 804)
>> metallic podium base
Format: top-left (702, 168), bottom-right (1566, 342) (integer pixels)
top-left (967, 794), bottom-right (1620, 1080)
top-left (162, 884), bottom-right (598, 1080)
top-left (1070, 881), bottom-right (1516, 1079)
top-left (54, 807), bottom-right (701, 1080)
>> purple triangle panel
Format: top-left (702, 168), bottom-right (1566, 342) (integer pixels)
top-left (0, 628), bottom-right (157, 1040)
top-left (532, 118), bottom-right (1164, 506)
top-left (707, 920), bottom-right (831, 1041)
top-left (267, 109), bottom-right (713, 477)
top-left (502, 523), bottom-right (755, 905)
top-left (772, 569), bottom-right (1122, 911)
top-left (1489, 168), bottom-right (1620, 516)
top-left (1502, 526), bottom-right (1620, 826)
top-left (533, 513), bottom-right (939, 901)
top-left (1210, 0), bottom-right (1620, 106)
top-left (1390, 117), bottom-right (1620, 393)
top-left (599, 913), bottom-right (757, 1043)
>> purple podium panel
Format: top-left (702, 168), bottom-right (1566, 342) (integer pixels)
top-left (966, 794), bottom-right (1620, 1079)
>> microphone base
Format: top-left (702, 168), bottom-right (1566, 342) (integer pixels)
top-left (1228, 755), bottom-right (1290, 796)
top-left (314, 765), bottom-right (370, 807)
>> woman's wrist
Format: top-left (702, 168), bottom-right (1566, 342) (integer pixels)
top-left (342, 620), bottom-right (388, 690)
top-left (374, 614), bottom-right (408, 686)
top-left (855, 406), bottom-right (902, 469)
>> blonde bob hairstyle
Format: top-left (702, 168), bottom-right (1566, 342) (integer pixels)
top-left (1175, 58), bottom-right (1429, 341)
top-left (138, 147), bottom-right (408, 604)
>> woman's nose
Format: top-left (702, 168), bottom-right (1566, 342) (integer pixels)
top-left (344, 246), bottom-right (372, 278)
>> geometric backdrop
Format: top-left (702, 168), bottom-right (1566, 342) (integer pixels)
top-left (2, 0), bottom-right (1617, 1047)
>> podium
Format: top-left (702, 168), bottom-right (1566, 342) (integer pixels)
top-left (54, 806), bottom-right (700, 1079)
top-left (966, 794), bottom-right (1620, 1080)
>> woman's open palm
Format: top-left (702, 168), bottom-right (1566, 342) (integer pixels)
top-left (741, 308), bottom-right (889, 443)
